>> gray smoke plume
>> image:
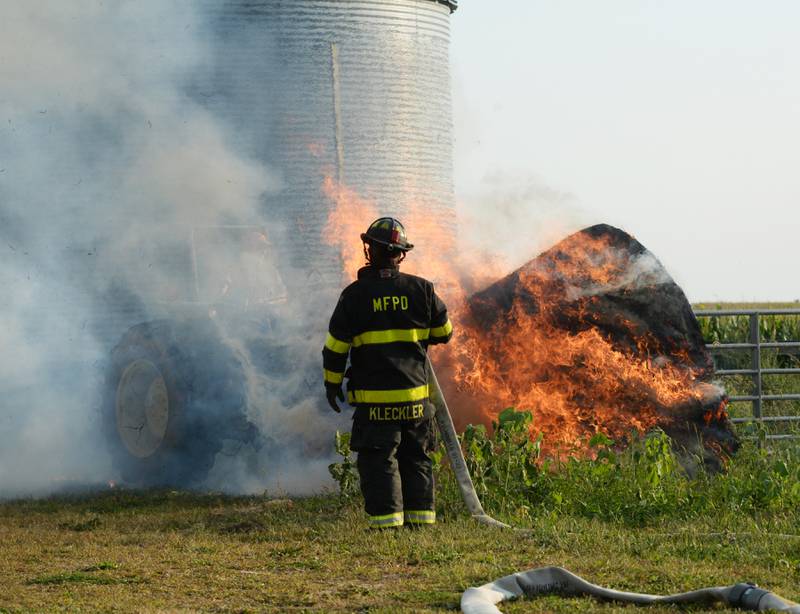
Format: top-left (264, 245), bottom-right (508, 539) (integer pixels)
top-left (443, 171), bottom-right (595, 309)
top-left (456, 171), bottom-right (591, 276)
top-left (0, 2), bottom-right (341, 497)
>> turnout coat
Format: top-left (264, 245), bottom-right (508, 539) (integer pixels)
top-left (322, 265), bottom-right (453, 419)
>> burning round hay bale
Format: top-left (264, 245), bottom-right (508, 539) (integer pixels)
top-left (442, 223), bottom-right (737, 470)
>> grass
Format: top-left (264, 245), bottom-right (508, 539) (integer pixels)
top-left (0, 489), bottom-right (799, 613)
top-left (1, 301), bottom-right (799, 612)
top-left (3, 425), bottom-right (800, 613)
top-left (28, 571), bottom-right (140, 586)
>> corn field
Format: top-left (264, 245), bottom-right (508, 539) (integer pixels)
top-left (694, 304), bottom-right (800, 434)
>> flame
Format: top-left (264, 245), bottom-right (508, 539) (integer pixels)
top-left (321, 176), bottom-right (727, 455)
top-left (322, 175), bottom-right (378, 283)
top-left (321, 176), bottom-right (506, 298)
top-left (704, 399), bottom-right (729, 426)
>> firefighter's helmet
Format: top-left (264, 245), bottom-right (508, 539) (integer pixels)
top-left (360, 217), bottom-right (414, 252)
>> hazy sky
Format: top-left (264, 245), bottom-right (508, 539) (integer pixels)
top-left (451, 1), bottom-right (799, 302)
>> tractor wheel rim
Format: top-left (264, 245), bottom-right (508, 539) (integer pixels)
top-left (116, 359), bottom-right (170, 458)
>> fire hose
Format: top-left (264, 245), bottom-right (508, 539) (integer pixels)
top-left (425, 361), bottom-right (799, 613)
top-left (427, 359), bottom-right (510, 530)
top-left (460, 566), bottom-right (800, 613)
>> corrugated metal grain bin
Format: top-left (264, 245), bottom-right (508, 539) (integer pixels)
top-left (193, 0), bottom-right (457, 289)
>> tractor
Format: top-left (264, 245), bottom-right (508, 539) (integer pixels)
top-left (101, 225), bottom-right (294, 486)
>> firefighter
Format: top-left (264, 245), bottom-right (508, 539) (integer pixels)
top-left (322, 218), bottom-right (453, 529)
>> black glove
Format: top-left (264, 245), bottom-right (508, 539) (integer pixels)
top-left (325, 383), bottom-right (345, 413)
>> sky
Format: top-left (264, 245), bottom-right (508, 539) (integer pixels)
top-left (450, 1), bottom-right (800, 303)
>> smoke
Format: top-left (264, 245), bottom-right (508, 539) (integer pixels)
top-left (0, 2), bottom-right (340, 497)
top-left (550, 249), bottom-right (672, 302)
top-left (456, 171), bottom-right (592, 277)
top-left (452, 172), bottom-right (674, 304)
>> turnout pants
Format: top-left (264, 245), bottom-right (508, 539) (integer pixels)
top-left (351, 413), bottom-right (436, 529)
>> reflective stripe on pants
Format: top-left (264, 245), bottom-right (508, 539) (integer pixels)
top-left (368, 512), bottom-right (404, 529)
top-left (404, 510), bottom-right (436, 525)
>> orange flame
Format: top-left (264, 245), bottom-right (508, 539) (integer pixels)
top-left (322, 176), bottom-right (378, 284)
top-left (321, 176), bottom-right (723, 455)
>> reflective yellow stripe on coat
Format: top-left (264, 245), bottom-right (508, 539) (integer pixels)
top-left (348, 384), bottom-right (430, 405)
top-left (325, 333), bottom-right (351, 354)
top-left (323, 369), bottom-right (344, 385)
top-left (430, 319), bottom-right (453, 338)
top-left (351, 328), bottom-right (430, 347)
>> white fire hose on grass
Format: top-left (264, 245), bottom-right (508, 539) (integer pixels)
top-left (426, 360), bottom-right (800, 613)
top-left (460, 566), bottom-right (800, 614)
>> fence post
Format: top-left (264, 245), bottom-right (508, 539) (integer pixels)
top-left (750, 313), bottom-right (763, 426)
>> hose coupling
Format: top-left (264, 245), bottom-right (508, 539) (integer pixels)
top-left (729, 583), bottom-right (773, 611)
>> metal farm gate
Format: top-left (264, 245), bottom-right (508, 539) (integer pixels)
top-left (694, 309), bottom-right (800, 441)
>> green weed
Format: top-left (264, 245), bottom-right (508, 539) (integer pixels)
top-left (328, 430), bottom-right (360, 499)
top-left (431, 408), bottom-right (800, 527)
top-left (459, 407), bottom-right (545, 522)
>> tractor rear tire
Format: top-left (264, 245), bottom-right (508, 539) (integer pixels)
top-left (102, 319), bottom-right (253, 487)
